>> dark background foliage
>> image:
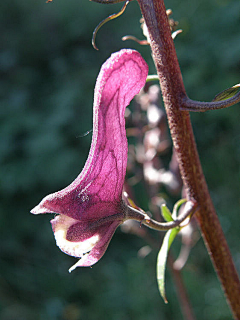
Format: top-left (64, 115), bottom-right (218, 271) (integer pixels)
top-left (0, 0), bottom-right (239, 319)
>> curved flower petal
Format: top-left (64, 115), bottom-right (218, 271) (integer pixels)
top-left (68, 220), bottom-right (120, 270)
top-left (31, 49), bottom-right (148, 221)
top-left (31, 49), bottom-right (148, 269)
top-left (51, 214), bottom-right (120, 270)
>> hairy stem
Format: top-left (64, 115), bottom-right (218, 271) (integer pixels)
top-left (137, 0), bottom-right (240, 318)
top-left (181, 93), bottom-right (240, 112)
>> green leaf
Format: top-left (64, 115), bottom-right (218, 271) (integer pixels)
top-left (212, 84), bottom-right (240, 102)
top-left (172, 198), bottom-right (187, 219)
top-left (157, 199), bottom-right (186, 303)
top-left (161, 204), bottom-right (173, 222)
top-left (156, 227), bottom-right (180, 303)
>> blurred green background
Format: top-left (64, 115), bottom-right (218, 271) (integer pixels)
top-left (0, 0), bottom-right (239, 319)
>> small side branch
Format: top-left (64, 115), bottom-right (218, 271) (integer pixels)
top-left (92, 1), bottom-right (129, 50)
top-left (127, 200), bottom-right (198, 231)
top-left (180, 92), bottom-right (240, 112)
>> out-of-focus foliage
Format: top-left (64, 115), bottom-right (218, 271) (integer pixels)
top-left (0, 0), bottom-right (239, 319)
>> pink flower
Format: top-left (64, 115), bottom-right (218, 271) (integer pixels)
top-left (31, 49), bottom-right (148, 271)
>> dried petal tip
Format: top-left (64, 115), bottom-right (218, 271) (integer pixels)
top-left (31, 49), bottom-right (148, 269)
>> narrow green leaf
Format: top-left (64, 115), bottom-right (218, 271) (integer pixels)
top-left (168, 227), bottom-right (179, 249)
top-left (161, 204), bottom-right (173, 222)
top-left (212, 84), bottom-right (240, 102)
top-left (172, 198), bottom-right (187, 219)
top-left (156, 227), bottom-right (180, 303)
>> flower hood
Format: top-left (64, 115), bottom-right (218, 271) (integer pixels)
top-left (31, 49), bottom-right (148, 271)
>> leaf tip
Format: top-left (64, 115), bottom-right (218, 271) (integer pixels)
top-left (163, 297), bottom-right (168, 304)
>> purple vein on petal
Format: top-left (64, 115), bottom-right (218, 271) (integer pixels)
top-left (31, 50), bottom-right (148, 221)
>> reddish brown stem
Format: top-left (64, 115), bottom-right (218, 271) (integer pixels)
top-left (181, 94), bottom-right (240, 112)
top-left (168, 254), bottom-right (197, 320)
top-left (137, 0), bottom-right (240, 318)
